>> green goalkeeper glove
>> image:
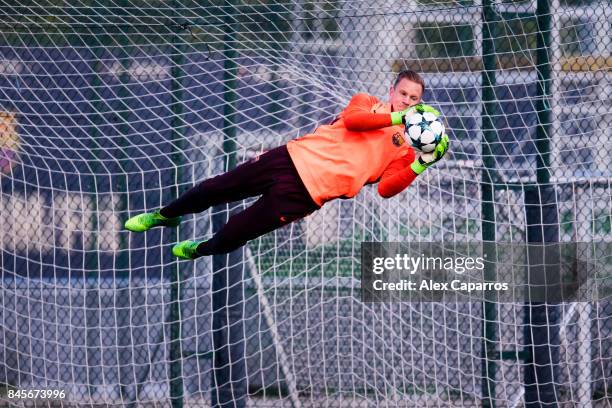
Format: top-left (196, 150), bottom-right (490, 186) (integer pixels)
top-left (410, 134), bottom-right (449, 175)
top-left (390, 103), bottom-right (441, 126)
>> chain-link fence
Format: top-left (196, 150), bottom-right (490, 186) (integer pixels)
top-left (0, 0), bottom-right (610, 406)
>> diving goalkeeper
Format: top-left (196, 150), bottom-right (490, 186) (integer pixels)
top-left (125, 70), bottom-right (449, 259)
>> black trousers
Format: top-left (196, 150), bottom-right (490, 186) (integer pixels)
top-left (161, 145), bottom-right (320, 255)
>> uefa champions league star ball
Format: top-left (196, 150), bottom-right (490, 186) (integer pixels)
top-left (405, 112), bottom-right (445, 153)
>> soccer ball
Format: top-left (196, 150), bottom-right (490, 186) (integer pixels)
top-left (405, 112), bottom-right (445, 153)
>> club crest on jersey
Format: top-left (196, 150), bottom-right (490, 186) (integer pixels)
top-left (392, 132), bottom-right (405, 147)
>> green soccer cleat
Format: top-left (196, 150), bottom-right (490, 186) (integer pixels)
top-left (124, 211), bottom-right (182, 232)
top-left (172, 240), bottom-right (203, 260)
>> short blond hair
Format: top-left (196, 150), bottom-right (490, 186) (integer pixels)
top-left (393, 70), bottom-right (425, 94)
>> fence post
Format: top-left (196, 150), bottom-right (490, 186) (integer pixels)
top-left (481, 0), bottom-right (498, 405)
top-left (211, 4), bottom-right (248, 407)
top-left (523, 0), bottom-right (561, 405)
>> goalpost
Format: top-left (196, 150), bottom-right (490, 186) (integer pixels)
top-left (0, 0), bottom-right (610, 407)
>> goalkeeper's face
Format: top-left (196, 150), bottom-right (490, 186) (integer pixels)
top-left (389, 79), bottom-right (423, 112)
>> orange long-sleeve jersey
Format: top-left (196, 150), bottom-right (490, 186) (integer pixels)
top-left (286, 93), bottom-right (418, 206)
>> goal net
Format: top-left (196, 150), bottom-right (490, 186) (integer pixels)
top-left (0, 0), bottom-right (609, 406)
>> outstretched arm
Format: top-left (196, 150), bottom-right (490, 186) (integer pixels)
top-left (378, 134), bottom-right (450, 198)
top-left (342, 94), bottom-right (441, 132)
top-left (342, 93), bottom-right (401, 132)
top-left (342, 93), bottom-right (396, 131)
top-left (377, 152), bottom-right (418, 198)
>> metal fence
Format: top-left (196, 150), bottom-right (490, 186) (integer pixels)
top-left (0, 0), bottom-right (610, 406)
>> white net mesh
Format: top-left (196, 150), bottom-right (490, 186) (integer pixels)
top-left (0, 0), bottom-right (610, 406)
